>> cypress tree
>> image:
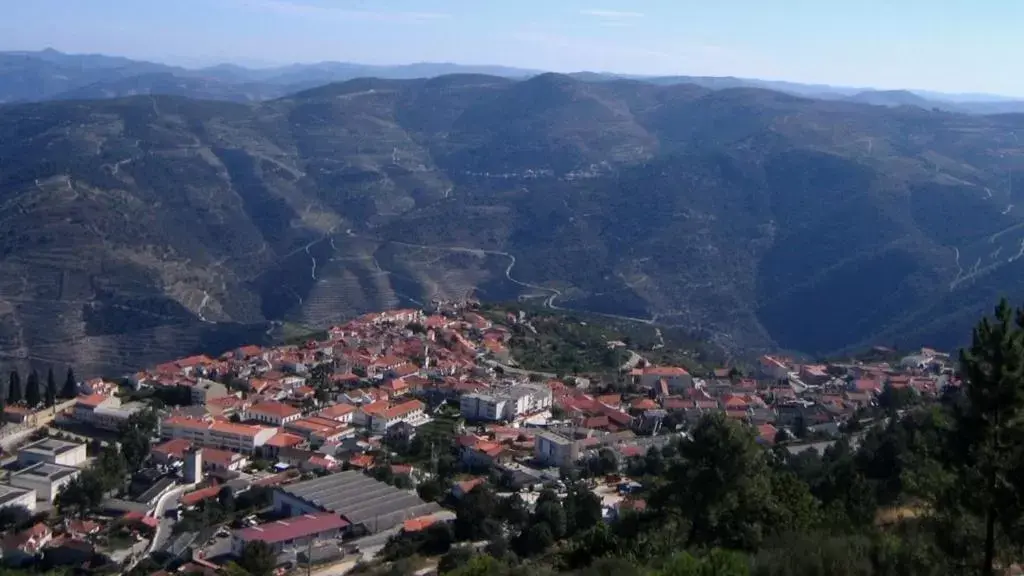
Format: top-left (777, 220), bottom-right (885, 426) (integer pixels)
top-left (61, 368), bottom-right (77, 399)
top-left (7, 370), bottom-right (21, 405)
top-left (25, 370), bottom-right (41, 408)
top-left (45, 368), bottom-right (57, 407)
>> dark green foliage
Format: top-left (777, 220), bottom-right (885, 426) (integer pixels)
top-left (238, 540), bottom-right (277, 576)
top-left (45, 368), bottom-right (57, 406)
top-left (61, 368), bottom-right (77, 399)
top-left (7, 370), bottom-right (21, 404)
top-left (25, 369), bottom-right (41, 407)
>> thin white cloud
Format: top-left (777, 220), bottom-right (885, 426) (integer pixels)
top-left (236, 0), bottom-right (449, 22)
top-left (580, 9), bottom-right (645, 19)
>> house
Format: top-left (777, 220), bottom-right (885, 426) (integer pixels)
top-left (242, 402), bottom-right (303, 426)
top-left (315, 403), bottom-right (356, 424)
top-left (1, 523), bottom-right (52, 565)
top-left (451, 478), bottom-right (486, 499)
top-left (359, 399), bottom-right (429, 435)
top-left (188, 379), bottom-right (229, 405)
top-left (17, 438), bottom-right (87, 468)
top-left (461, 440), bottom-right (506, 469)
top-left (151, 438), bottom-right (193, 464)
top-left (202, 448), bottom-right (249, 472)
top-left (631, 366), bottom-right (693, 391)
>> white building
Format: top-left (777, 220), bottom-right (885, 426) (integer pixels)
top-left (17, 438), bottom-right (87, 468)
top-left (9, 463), bottom-right (80, 502)
top-left (0, 485), bottom-right (37, 513)
top-left (461, 384), bottom-right (552, 422)
top-left (159, 416), bottom-right (279, 454)
top-left (242, 402), bottom-right (303, 426)
top-left (360, 400), bottom-right (430, 435)
top-left (533, 432), bottom-right (579, 468)
top-left (73, 394), bottom-right (146, 431)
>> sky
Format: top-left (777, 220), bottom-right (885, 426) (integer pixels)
top-left (3, 0), bottom-right (1024, 96)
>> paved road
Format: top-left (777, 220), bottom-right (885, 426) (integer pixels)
top-left (149, 484), bottom-right (191, 553)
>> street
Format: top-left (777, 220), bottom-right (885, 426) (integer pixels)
top-left (149, 483), bottom-right (191, 553)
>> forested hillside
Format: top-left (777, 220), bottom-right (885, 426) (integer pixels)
top-left (3, 73), bottom-right (1024, 373)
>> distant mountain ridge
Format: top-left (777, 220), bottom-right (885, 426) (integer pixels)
top-left (3, 72), bottom-right (1024, 377)
top-left (2, 48), bottom-right (1024, 114)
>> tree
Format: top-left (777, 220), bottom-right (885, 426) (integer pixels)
top-left (454, 485), bottom-right (500, 541)
top-left (45, 368), bottom-right (57, 407)
top-left (7, 370), bottom-right (21, 405)
top-left (951, 299), bottom-right (1024, 575)
top-left (61, 367), bottom-right (77, 399)
top-left (654, 413), bottom-right (777, 551)
top-left (417, 479), bottom-right (443, 502)
top-left (438, 548), bottom-right (476, 574)
top-left (238, 540), bottom-right (277, 576)
top-left (24, 369), bottom-right (40, 407)
top-left (524, 522), bottom-right (555, 556)
top-left (565, 485), bottom-right (603, 536)
top-left (218, 486), bottom-right (236, 511)
top-left (0, 506), bottom-right (33, 532)
top-left (120, 408), bottom-right (158, 471)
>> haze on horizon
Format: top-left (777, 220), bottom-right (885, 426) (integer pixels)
top-left (2, 0), bottom-right (1023, 98)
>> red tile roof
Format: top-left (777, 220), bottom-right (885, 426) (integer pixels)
top-left (180, 485), bottom-right (222, 507)
top-left (152, 439), bottom-right (192, 459)
top-left (236, 513), bottom-right (349, 544)
top-left (247, 401), bottom-right (301, 419)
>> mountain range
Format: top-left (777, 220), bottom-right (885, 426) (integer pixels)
top-left (4, 49), bottom-right (1024, 114)
top-left (3, 55), bottom-right (1024, 375)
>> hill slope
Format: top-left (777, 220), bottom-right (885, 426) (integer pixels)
top-left (2, 74), bottom-right (1024, 374)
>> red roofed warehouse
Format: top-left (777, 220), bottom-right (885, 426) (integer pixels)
top-left (231, 513), bottom-right (348, 556)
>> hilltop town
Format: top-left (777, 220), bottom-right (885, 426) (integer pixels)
top-left (0, 302), bottom-right (957, 575)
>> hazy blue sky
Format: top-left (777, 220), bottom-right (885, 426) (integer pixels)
top-left (3, 0), bottom-right (1022, 95)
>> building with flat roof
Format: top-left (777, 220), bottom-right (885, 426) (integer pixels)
top-left (460, 383), bottom-right (552, 422)
top-left (9, 463), bottom-right (80, 502)
top-left (273, 470), bottom-right (441, 534)
top-left (73, 394), bottom-right (146, 431)
top-left (0, 485), bottom-right (36, 513)
top-left (534, 431), bottom-right (579, 468)
top-left (231, 512), bottom-right (348, 556)
top-left (17, 438), bottom-right (87, 468)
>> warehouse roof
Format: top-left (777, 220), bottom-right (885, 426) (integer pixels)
top-left (236, 513), bottom-right (348, 545)
top-left (278, 470), bottom-right (441, 533)
top-left (20, 438), bottom-right (84, 457)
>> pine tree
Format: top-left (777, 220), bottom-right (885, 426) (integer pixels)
top-left (25, 370), bottom-right (40, 408)
top-left (45, 368), bottom-right (57, 407)
top-left (954, 298), bottom-right (1024, 575)
top-left (7, 370), bottom-right (21, 405)
top-left (61, 368), bottom-right (77, 399)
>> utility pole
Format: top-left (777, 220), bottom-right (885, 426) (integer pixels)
top-left (306, 536), bottom-right (313, 576)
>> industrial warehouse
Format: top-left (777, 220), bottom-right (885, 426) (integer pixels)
top-left (272, 471), bottom-right (442, 534)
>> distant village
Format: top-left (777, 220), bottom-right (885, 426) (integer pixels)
top-left (0, 301), bottom-right (958, 573)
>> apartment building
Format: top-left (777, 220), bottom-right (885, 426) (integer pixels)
top-left (460, 383), bottom-right (553, 422)
top-left (242, 401), bottom-right (303, 426)
top-left (159, 416), bottom-right (278, 454)
top-left (533, 432), bottom-right (579, 468)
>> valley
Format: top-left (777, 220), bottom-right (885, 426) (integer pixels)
top-left (2, 74), bottom-right (1024, 374)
